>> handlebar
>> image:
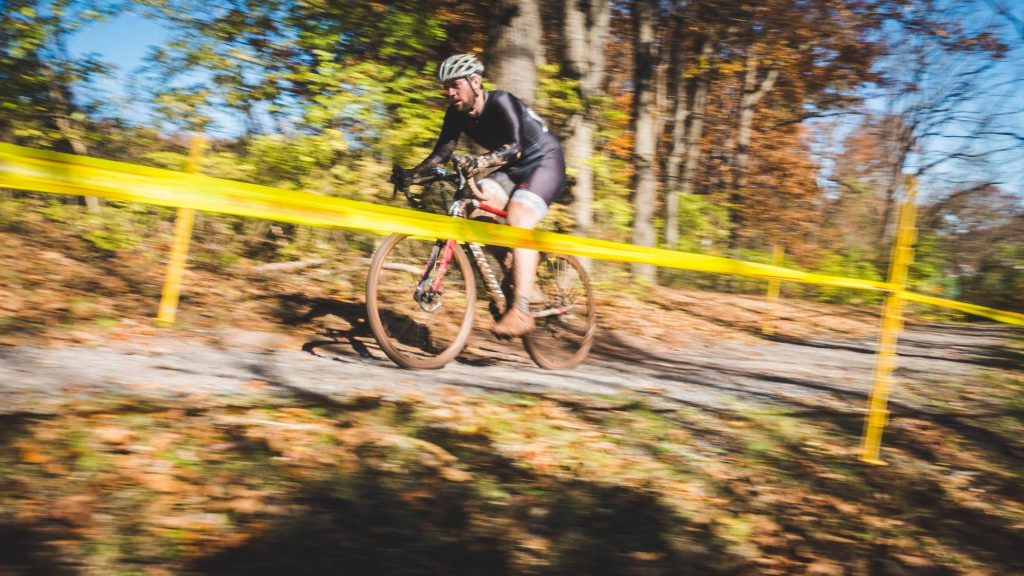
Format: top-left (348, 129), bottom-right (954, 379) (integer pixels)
top-left (391, 156), bottom-right (483, 209)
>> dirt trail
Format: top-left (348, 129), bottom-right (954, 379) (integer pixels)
top-left (1, 224), bottom-right (1020, 421)
top-left (2, 319), bottom-right (1017, 420)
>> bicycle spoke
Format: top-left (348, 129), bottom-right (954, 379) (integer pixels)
top-left (523, 254), bottom-right (596, 370)
top-left (367, 235), bottom-right (476, 369)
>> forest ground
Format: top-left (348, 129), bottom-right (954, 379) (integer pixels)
top-left (0, 221), bottom-right (1022, 575)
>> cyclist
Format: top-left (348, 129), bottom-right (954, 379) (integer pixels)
top-left (398, 53), bottom-right (567, 337)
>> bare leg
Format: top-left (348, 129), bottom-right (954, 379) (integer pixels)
top-left (507, 201), bottom-right (543, 308)
top-left (492, 200), bottom-right (544, 337)
top-left (474, 177), bottom-right (513, 270)
top-left (472, 177), bottom-right (510, 222)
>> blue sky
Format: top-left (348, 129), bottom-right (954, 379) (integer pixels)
top-left (67, 12), bottom-right (244, 136)
top-left (67, 13), bottom-right (167, 125)
top-left (69, 13), bottom-right (165, 75)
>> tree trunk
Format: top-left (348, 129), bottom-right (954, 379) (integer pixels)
top-left (653, 58), bottom-right (669, 170)
top-left (562, 0), bottom-right (611, 247)
top-left (663, 24), bottom-right (696, 247)
top-left (729, 51), bottom-right (778, 245)
top-left (666, 35), bottom-right (713, 249)
top-left (680, 51), bottom-right (711, 199)
top-left (631, 0), bottom-right (658, 282)
top-left (47, 70), bottom-right (100, 213)
top-left (565, 114), bottom-right (595, 228)
top-left (486, 0), bottom-right (543, 104)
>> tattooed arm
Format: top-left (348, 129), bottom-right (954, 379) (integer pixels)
top-left (457, 143), bottom-right (523, 176)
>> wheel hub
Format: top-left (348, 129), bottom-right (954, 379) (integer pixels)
top-left (414, 279), bottom-right (443, 313)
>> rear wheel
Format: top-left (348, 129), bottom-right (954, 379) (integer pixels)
top-left (366, 234), bottom-right (476, 369)
top-left (523, 254), bottom-right (596, 370)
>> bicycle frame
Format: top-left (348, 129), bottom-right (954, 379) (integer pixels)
top-left (417, 196), bottom-right (511, 316)
top-left (399, 161), bottom-right (573, 322)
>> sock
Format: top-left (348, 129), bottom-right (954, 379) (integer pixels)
top-left (515, 295), bottom-right (530, 312)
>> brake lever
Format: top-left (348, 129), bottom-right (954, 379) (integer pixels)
top-left (393, 182), bottom-right (417, 206)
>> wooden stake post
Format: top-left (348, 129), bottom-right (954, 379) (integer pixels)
top-left (860, 178), bottom-right (918, 465)
top-left (762, 244), bottom-right (785, 335)
top-left (157, 135), bottom-right (205, 326)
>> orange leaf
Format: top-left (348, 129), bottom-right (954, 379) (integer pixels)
top-left (805, 560), bottom-right (844, 576)
top-left (229, 497), bottom-right (264, 515)
top-left (17, 442), bottom-right (49, 464)
top-left (94, 426), bottom-right (134, 445)
top-left (139, 473), bottom-right (184, 493)
top-left (440, 467), bottom-right (472, 483)
top-left (628, 551), bottom-right (666, 561)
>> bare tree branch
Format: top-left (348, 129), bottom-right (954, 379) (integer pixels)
top-left (985, 0), bottom-right (1024, 41)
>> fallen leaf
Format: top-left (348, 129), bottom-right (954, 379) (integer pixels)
top-left (149, 432), bottom-right (182, 452)
top-left (42, 462), bottom-right (70, 476)
top-left (0, 294), bottom-right (25, 312)
top-left (805, 559), bottom-right (844, 576)
top-left (94, 426), bottom-right (134, 445)
top-left (441, 467), bottom-right (472, 482)
top-left (139, 473), bottom-right (184, 493)
top-left (518, 535), bottom-right (550, 552)
top-left (399, 489), bottom-right (435, 504)
top-left (430, 407), bottom-right (458, 421)
top-left (415, 439), bottom-right (457, 464)
top-left (229, 497), bottom-right (264, 515)
top-left (893, 554), bottom-right (934, 568)
top-left (17, 442), bottom-right (49, 464)
top-left (54, 494), bottom-right (96, 524)
top-left (628, 551), bottom-right (665, 561)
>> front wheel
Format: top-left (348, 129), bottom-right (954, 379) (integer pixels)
top-left (366, 234), bottom-right (476, 369)
top-left (523, 254), bottom-right (596, 370)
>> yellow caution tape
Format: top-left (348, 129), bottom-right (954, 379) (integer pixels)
top-left (2, 143), bottom-right (1021, 327)
top-left (899, 291), bottom-right (1023, 326)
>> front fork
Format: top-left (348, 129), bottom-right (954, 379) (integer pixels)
top-left (412, 198), bottom-right (475, 313)
top-left (412, 198), bottom-right (517, 317)
top-left (413, 238), bottom-right (510, 317)
top-left (414, 239), bottom-right (457, 313)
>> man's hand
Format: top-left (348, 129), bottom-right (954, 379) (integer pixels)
top-left (389, 165), bottom-right (409, 187)
top-left (456, 154), bottom-right (482, 177)
top-left (392, 165), bottom-right (436, 187)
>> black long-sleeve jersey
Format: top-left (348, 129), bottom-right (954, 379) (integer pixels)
top-left (421, 90), bottom-right (564, 187)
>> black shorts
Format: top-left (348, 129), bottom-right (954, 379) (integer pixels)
top-left (508, 148), bottom-right (567, 206)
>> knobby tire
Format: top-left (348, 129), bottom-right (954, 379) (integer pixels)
top-left (366, 234), bottom-right (476, 369)
top-left (523, 254), bottom-right (596, 370)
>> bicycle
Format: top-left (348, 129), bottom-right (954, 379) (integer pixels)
top-left (365, 157), bottom-right (597, 370)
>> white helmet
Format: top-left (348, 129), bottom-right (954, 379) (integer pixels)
top-left (437, 53), bottom-right (484, 83)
